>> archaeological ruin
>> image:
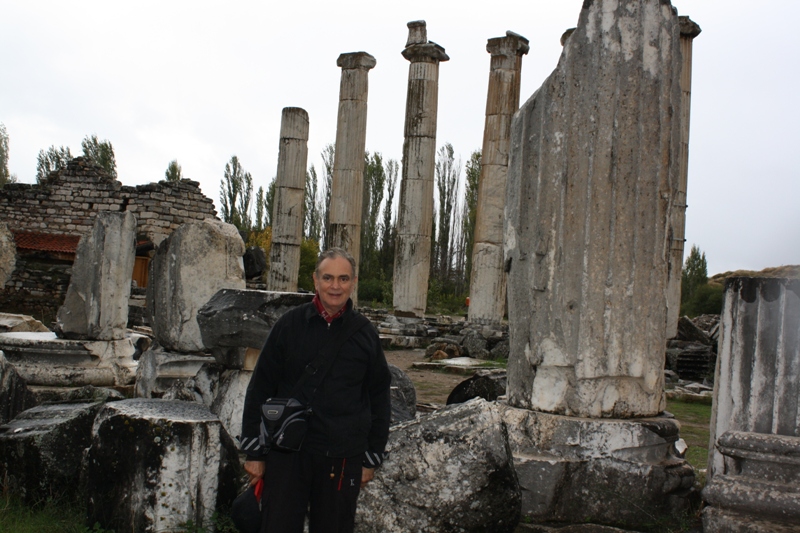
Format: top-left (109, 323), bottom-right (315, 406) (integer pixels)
top-left (2, 1), bottom-right (798, 532)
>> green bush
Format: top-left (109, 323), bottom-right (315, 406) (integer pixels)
top-left (681, 283), bottom-right (724, 318)
top-left (358, 278), bottom-right (391, 305)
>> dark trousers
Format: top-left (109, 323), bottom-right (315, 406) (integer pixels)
top-left (260, 449), bottom-right (362, 533)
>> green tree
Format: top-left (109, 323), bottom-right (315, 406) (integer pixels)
top-left (219, 155), bottom-right (253, 233)
top-left (165, 159), bottom-right (182, 182)
top-left (681, 245), bottom-right (708, 305)
top-left (36, 145), bottom-right (73, 183)
top-left (462, 150), bottom-right (481, 286)
top-left (265, 179), bottom-right (276, 228)
top-left (360, 152), bottom-right (387, 280)
top-left (320, 144), bottom-right (334, 249)
top-left (0, 123), bottom-right (16, 187)
top-left (434, 143), bottom-right (460, 281)
top-left (297, 238), bottom-right (321, 291)
top-left (81, 135), bottom-right (117, 178)
top-left (304, 166), bottom-right (323, 242)
top-left (379, 159), bottom-right (398, 281)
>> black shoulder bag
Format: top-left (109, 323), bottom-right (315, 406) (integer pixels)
top-left (258, 313), bottom-right (369, 452)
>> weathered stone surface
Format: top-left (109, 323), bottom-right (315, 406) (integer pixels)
top-left (0, 352), bottom-right (36, 425)
top-left (85, 399), bottom-right (241, 533)
top-left (55, 211), bottom-right (137, 340)
top-left (0, 331), bottom-right (146, 386)
top-left (462, 328), bottom-right (490, 359)
top-left (196, 289), bottom-right (312, 368)
top-left (505, 0), bottom-right (682, 418)
top-left (210, 369), bottom-right (251, 440)
top-left (0, 312), bottom-right (49, 333)
top-left (267, 108), bottom-right (309, 292)
top-left (393, 21), bottom-right (449, 318)
top-left (502, 405), bottom-right (696, 529)
top-left (0, 222), bottom-right (16, 287)
top-left (676, 315), bottom-right (712, 344)
top-left (469, 32), bottom-right (528, 325)
top-left (356, 399), bottom-right (520, 532)
top-left (243, 246), bottom-right (267, 279)
top-left (425, 340), bottom-right (462, 359)
top-left (0, 401), bottom-right (106, 504)
top-left (147, 219), bottom-right (245, 352)
top-left (446, 369), bottom-right (507, 405)
top-left (134, 347), bottom-right (217, 402)
top-left (388, 363), bottom-right (416, 424)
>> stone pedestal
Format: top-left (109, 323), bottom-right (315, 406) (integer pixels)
top-left (148, 219), bottom-right (245, 352)
top-left (502, 406), bottom-right (696, 529)
top-left (703, 277), bottom-right (800, 531)
top-left (328, 52), bottom-right (376, 304)
top-left (268, 108), bottom-right (309, 292)
top-left (85, 399), bottom-right (240, 533)
top-left (666, 17), bottom-right (702, 339)
top-left (505, 0), bottom-right (682, 418)
top-left (393, 21), bottom-right (449, 318)
top-left (56, 211), bottom-right (137, 340)
top-left (468, 31), bottom-right (528, 325)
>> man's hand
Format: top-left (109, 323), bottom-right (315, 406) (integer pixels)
top-left (361, 467), bottom-right (375, 488)
top-left (244, 460), bottom-right (265, 486)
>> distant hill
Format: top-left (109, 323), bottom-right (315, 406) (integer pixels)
top-left (709, 265), bottom-right (800, 286)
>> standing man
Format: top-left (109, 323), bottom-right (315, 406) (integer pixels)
top-left (240, 247), bottom-right (391, 533)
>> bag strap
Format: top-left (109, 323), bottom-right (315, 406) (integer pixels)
top-left (289, 311), bottom-right (371, 403)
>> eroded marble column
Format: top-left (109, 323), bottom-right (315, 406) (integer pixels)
top-left (393, 21), bottom-right (449, 317)
top-left (666, 16), bottom-right (702, 339)
top-left (703, 277), bottom-right (800, 531)
top-left (505, 0), bottom-right (682, 418)
top-left (328, 51), bottom-right (376, 303)
top-left (267, 107), bottom-right (309, 292)
top-left (468, 31), bottom-right (529, 325)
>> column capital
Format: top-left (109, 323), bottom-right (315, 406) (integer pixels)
top-left (487, 31), bottom-right (530, 58)
top-left (678, 16), bottom-right (701, 39)
top-left (337, 51), bottom-right (377, 70)
top-left (402, 20), bottom-right (449, 63)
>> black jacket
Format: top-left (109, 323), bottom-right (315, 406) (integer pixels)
top-left (240, 301), bottom-right (391, 465)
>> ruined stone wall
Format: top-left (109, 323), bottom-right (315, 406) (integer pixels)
top-left (0, 157), bottom-right (219, 325)
top-left (0, 158), bottom-right (217, 243)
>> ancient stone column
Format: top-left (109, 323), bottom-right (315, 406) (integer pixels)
top-left (267, 107), bottom-right (309, 292)
top-left (468, 32), bottom-right (529, 325)
top-left (666, 16), bottom-right (702, 339)
top-left (393, 21), bottom-right (449, 317)
top-left (505, 0), bottom-right (682, 418)
top-left (328, 52), bottom-right (376, 303)
top-left (703, 277), bottom-right (800, 531)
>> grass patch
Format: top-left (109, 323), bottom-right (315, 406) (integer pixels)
top-left (0, 493), bottom-right (97, 533)
top-left (667, 398), bottom-right (712, 486)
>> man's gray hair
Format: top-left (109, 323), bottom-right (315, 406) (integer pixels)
top-left (315, 247), bottom-right (357, 276)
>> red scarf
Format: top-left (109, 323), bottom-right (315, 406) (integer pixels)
top-left (312, 293), bottom-right (347, 324)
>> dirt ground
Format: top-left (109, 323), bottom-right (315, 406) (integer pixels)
top-left (384, 348), bottom-right (470, 407)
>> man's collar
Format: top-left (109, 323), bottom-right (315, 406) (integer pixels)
top-left (311, 293), bottom-right (351, 324)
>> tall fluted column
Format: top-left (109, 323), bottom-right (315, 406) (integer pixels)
top-left (505, 0), bottom-right (682, 418)
top-left (267, 107), bottom-right (309, 292)
top-left (328, 52), bottom-right (376, 304)
top-left (468, 31), bottom-right (529, 325)
top-left (393, 21), bottom-right (449, 317)
top-left (666, 16), bottom-right (702, 339)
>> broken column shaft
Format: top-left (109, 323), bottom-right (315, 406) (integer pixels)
top-left (267, 107), bottom-right (309, 292)
top-left (666, 16), bottom-right (702, 339)
top-left (468, 31), bottom-right (529, 325)
top-left (328, 52), bottom-right (377, 303)
top-left (393, 21), bottom-right (449, 317)
top-left (505, 0), bottom-right (682, 418)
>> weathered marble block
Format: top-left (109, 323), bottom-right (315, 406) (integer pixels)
top-left (0, 352), bottom-right (35, 424)
top-left (356, 399), bottom-right (520, 533)
top-left (56, 211), bottom-right (137, 340)
top-left (85, 399), bottom-right (240, 533)
top-left (147, 219), bottom-right (245, 352)
top-left (0, 401), bottom-right (106, 504)
top-left (134, 347), bottom-right (217, 402)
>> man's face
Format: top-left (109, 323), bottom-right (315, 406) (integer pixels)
top-left (313, 256), bottom-right (356, 315)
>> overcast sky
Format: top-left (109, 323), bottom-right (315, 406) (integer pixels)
top-left (2, 0), bottom-right (798, 276)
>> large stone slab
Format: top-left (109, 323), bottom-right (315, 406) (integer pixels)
top-left (502, 405), bottom-right (696, 530)
top-left (56, 211), bottom-right (137, 340)
top-left (210, 369), bottom-right (251, 440)
top-left (85, 399), bottom-right (241, 533)
top-left (0, 400), bottom-right (107, 504)
top-left (0, 312), bottom-right (50, 333)
top-left (356, 399), bottom-right (520, 532)
top-left (134, 346), bottom-right (217, 402)
top-left (505, 0), bottom-right (682, 417)
top-left (147, 219), bottom-right (245, 353)
top-left (196, 288), bottom-right (312, 368)
top-left (0, 352), bottom-right (36, 425)
top-left (0, 331), bottom-right (148, 386)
